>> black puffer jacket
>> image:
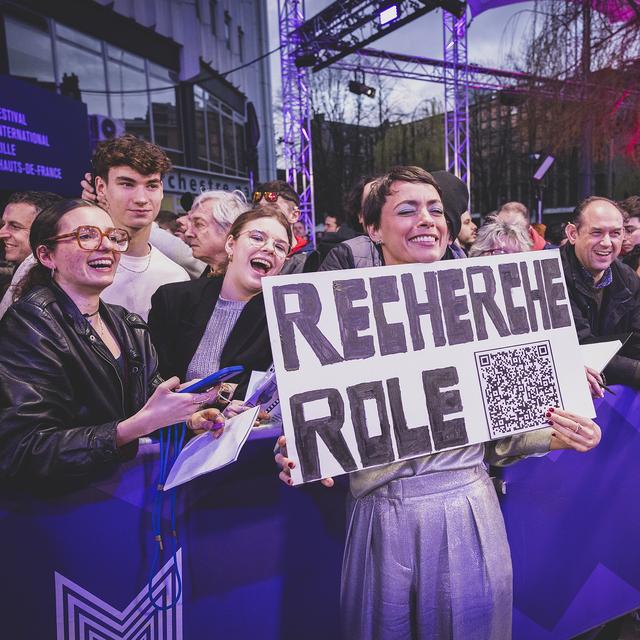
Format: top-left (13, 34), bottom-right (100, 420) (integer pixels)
top-left (560, 243), bottom-right (640, 386)
top-left (319, 235), bottom-right (384, 271)
top-left (0, 283), bottom-right (161, 486)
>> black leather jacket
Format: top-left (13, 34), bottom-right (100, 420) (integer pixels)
top-left (0, 283), bottom-right (161, 486)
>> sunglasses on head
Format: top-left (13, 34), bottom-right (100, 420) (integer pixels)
top-left (252, 191), bottom-right (279, 204)
top-left (252, 191), bottom-right (299, 208)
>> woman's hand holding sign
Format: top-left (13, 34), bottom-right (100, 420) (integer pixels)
top-left (275, 435), bottom-right (334, 488)
top-left (547, 407), bottom-right (601, 452)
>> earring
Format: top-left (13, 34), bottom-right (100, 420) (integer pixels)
top-left (50, 266), bottom-right (56, 277)
top-left (227, 252), bottom-right (233, 262)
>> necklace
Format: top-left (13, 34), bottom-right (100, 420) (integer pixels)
top-left (118, 247), bottom-right (152, 273)
top-left (83, 308), bottom-right (100, 318)
top-left (87, 312), bottom-right (106, 338)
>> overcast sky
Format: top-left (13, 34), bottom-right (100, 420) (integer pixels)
top-left (266, 0), bottom-right (537, 117)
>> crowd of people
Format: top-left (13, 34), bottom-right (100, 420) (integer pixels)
top-left (1, 131), bottom-right (635, 639)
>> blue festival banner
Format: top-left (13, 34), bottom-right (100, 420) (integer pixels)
top-left (0, 75), bottom-right (91, 196)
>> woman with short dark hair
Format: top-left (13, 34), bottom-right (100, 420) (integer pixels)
top-left (277, 167), bottom-right (601, 640)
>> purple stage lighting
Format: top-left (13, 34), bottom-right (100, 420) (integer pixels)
top-left (379, 4), bottom-right (399, 25)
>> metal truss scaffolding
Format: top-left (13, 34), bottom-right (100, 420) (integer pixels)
top-left (331, 47), bottom-right (637, 105)
top-left (443, 12), bottom-right (470, 190)
top-left (294, 0), bottom-right (449, 72)
top-left (279, 0), bottom-right (471, 229)
top-left (279, 1), bottom-right (635, 220)
top-left (278, 0), bottom-right (315, 240)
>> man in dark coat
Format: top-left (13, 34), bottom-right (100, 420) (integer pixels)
top-left (561, 196), bottom-right (640, 389)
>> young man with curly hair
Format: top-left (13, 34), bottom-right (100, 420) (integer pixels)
top-left (90, 134), bottom-right (189, 318)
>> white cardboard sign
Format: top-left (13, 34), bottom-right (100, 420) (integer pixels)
top-left (263, 250), bottom-right (595, 484)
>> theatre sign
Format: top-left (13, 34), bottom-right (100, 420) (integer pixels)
top-left (163, 166), bottom-right (250, 198)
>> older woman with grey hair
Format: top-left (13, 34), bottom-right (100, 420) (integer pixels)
top-left (185, 190), bottom-right (250, 276)
top-left (469, 217), bottom-right (533, 257)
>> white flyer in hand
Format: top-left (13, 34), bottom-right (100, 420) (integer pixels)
top-left (163, 406), bottom-right (260, 491)
top-left (580, 341), bottom-right (623, 373)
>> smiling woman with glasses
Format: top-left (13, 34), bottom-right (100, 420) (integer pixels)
top-left (235, 228), bottom-right (291, 259)
top-left (149, 203), bottom-right (293, 408)
top-left (0, 199), bottom-right (224, 488)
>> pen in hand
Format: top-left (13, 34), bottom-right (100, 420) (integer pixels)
top-left (598, 381), bottom-right (616, 396)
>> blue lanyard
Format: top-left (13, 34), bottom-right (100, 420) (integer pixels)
top-left (148, 422), bottom-right (187, 611)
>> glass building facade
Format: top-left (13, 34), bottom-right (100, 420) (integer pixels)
top-left (3, 6), bottom-right (252, 182)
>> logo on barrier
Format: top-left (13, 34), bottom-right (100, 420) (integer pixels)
top-left (55, 550), bottom-right (183, 640)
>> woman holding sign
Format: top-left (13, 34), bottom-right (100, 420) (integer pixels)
top-left (149, 204), bottom-right (293, 404)
top-left (0, 199), bottom-right (223, 488)
top-left (276, 167), bottom-right (601, 640)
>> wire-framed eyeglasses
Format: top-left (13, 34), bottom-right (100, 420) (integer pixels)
top-left (236, 229), bottom-right (290, 259)
top-left (46, 225), bottom-right (130, 252)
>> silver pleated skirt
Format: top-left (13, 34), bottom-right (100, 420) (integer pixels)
top-left (340, 466), bottom-right (512, 640)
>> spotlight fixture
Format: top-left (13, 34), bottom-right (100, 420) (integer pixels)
top-left (379, 3), bottom-right (400, 26)
top-left (348, 69), bottom-right (376, 99)
top-left (349, 80), bottom-right (376, 98)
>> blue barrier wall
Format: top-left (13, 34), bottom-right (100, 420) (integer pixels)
top-left (0, 389), bottom-right (638, 638)
top-left (501, 385), bottom-right (640, 639)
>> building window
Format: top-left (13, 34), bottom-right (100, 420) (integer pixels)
top-left (147, 62), bottom-right (184, 164)
top-left (55, 23), bottom-right (109, 118)
top-left (3, 14), bottom-right (184, 164)
top-left (209, 0), bottom-right (217, 36)
top-left (224, 11), bottom-right (231, 50)
top-left (238, 26), bottom-right (244, 62)
top-left (106, 44), bottom-right (148, 142)
top-left (193, 85), bottom-right (246, 177)
top-left (5, 14), bottom-right (55, 85)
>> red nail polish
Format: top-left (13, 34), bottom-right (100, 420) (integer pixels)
top-left (288, 461), bottom-right (295, 469)
top-left (549, 407), bottom-right (555, 413)
top-left (547, 419), bottom-right (553, 425)
top-left (545, 412), bottom-right (551, 418)
top-left (287, 478), bottom-right (294, 486)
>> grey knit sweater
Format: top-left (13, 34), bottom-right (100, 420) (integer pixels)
top-left (186, 297), bottom-right (247, 380)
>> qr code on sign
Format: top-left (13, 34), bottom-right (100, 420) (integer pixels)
top-left (475, 340), bottom-right (562, 438)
